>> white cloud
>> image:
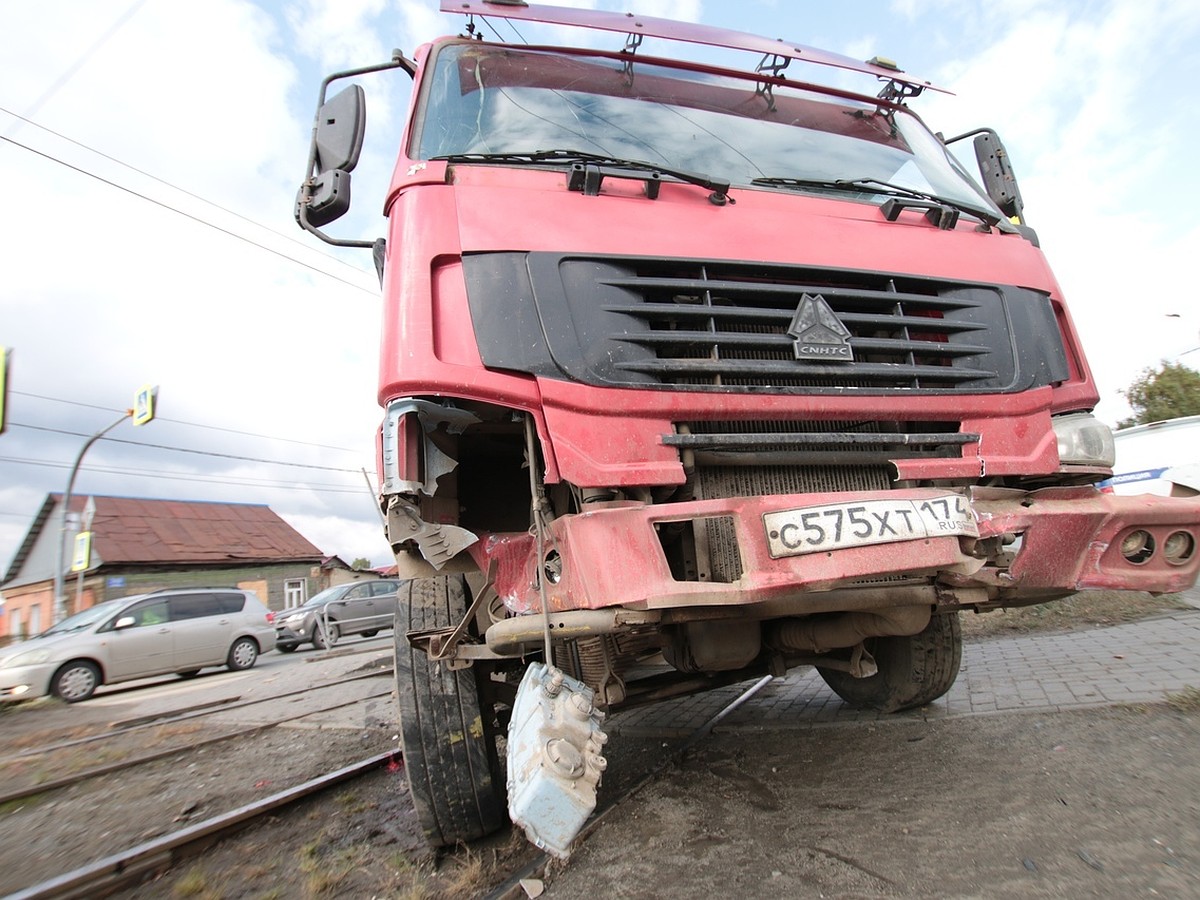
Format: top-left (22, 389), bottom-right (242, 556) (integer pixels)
top-left (3, 0), bottom-right (1198, 575)
top-left (900, 0), bottom-right (1200, 423)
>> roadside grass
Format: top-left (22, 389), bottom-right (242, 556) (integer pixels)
top-left (960, 590), bottom-right (1191, 641)
top-left (1165, 685), bottom-right (1200, 712)
top-left (172, 866), bottom-right (224, 899)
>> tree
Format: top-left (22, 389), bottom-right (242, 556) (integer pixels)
top-left (350, 557), bottom-right (373, 571)
top-left (1119, 361), bottom-right (1200, 429)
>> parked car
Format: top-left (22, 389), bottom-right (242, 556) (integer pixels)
top-left (275, 580), bottom-right (401, 652)
top-left (0, 588), bottom-right (276, 703)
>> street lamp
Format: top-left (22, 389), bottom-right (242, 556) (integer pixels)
top-left (51, 385), bottom-right (158, 623)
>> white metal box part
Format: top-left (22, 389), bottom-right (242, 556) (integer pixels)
top-left (507, 662), bottom-right (608, 858)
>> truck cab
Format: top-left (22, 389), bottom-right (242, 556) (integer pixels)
top-left (297, 1), bottom-right (1200, 856)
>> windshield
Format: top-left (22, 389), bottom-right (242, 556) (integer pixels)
top-left (40, 597), bottom-right (128, 637)
top-left (413, 43), bottom-right (996, 215)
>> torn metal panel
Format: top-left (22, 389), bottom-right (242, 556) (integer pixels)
top-left (387, 498), bottom-right (478, 570)
top-left (380, 398), bottom-right (480, 497)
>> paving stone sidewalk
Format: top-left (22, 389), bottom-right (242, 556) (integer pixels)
top-left (609, 609), bottom-right (1200, 737)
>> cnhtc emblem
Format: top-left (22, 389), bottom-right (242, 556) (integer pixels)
top-left (787, 293), bottom-right (854, 361)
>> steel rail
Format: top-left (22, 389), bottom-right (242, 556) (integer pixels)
top-left (5, 750), bottom-right (400, 900)
top-left (0, 686), bottom-right (394, 807)
top-left (0, 665), bottom-right (393, 766)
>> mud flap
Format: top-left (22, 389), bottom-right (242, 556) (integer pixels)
top-left (507, 662), bottom-right (608, 858)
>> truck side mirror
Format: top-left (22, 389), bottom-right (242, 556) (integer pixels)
top-left (316, 85), bottom-right (366, 174)
top-left (971, 131), bottom-right (1024, 223)
top-left (302, 169), bottom-right (353, 227)
top-left (295, 51), bottom-right (416, 248)
top-left (299, 85), bottom-right (366, 228)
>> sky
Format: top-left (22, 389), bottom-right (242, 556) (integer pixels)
top-left (1, 0), bottom-right (1198, 577)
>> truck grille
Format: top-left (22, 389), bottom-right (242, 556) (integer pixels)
top-left (464, 252), bottom-right (1070, 395)
top-left (597, 260), bottom-right (998, 390)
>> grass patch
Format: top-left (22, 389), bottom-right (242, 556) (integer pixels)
top-left (1165, 686), bottom-right (1200, 712)
top-left (172, 866), bottom-right (224, 898)
top-left (960, 590), bottom-right (1189, 641)
top-left (298, 836), bottom-right (370, 896)
top-left (438, 846), bottom-right (486, 897)
top-left (335, 789), bottom-right (374, 815)
top-left (0, 791), bottom-right (49, 816)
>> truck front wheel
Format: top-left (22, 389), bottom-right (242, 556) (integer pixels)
top-left (816, 611), bottom-right (962, 713)
top-left (395, 574), bottom-right (507, 847)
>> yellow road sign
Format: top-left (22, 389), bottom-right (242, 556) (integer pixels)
top-left (71, 531), bottom-right (93, 572)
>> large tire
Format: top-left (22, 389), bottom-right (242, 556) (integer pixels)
top-left (395, 575), bottom-right (506, 847)
top-left (817, 611), bottom-right (962, 712)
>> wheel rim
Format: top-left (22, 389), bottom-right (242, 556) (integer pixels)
top-left (58, 666), bottom-right (95, 701)
top-left (232, 640), bottom-right (256, 668)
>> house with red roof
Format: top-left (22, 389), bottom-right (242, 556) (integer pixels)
top-left (0, 494), bottom-right (353, 641)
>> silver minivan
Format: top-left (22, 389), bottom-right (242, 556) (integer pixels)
top-left (0, 588), bottom-right (277, 703)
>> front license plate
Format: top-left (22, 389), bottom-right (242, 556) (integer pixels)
top-left (763, 495), bottom-right (978, 559)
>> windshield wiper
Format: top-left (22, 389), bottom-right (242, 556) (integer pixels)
top-left (751, 175), bottom-right (1006, 228)
top-left (433, 149), bottom-right (732, 205)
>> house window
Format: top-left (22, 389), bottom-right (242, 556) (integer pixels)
top-left (284, 579), bottom-right (307, 610)
top-left (29, 605), bottom-right (41, 636)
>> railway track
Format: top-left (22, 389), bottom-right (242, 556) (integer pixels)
top-left (6, 751), bottom-right (401, 900)
top-left (0, 669), bottom-right (395, 807)
top-left (5, 673), bottom-right (777, 899)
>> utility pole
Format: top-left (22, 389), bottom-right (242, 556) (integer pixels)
top-left (51, 385), bottom-right (158, 623)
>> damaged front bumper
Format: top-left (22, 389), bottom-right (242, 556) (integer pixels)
top-left (464, 486), bottom-right (1200, 615)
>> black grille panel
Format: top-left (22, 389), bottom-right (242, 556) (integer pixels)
top-left (464, 252), bottom-right (1071, 395)
top-left (601, 265), bottom-right (996, 389)
top-left (673, 419), bottom-right (975, 467)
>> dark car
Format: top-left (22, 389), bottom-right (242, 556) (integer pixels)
top-left (275, 580), bottom-right (401, 651)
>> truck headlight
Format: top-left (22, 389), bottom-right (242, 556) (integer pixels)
top-left (1054, 413), bottom-right (1116, 467)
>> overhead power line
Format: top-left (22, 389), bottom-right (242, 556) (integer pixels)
top-left (0, 132), bottom-right (379, 297)
top-left (10, 422), bottom-right (365, 473)
top-left (0, 454), bottom-right (367, 495)
top-left (12, 390), bottom-right (362, 453)
top-left (0, 104), bottom-right (371, 278)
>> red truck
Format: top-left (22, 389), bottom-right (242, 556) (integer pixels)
top-left (297, 1), bottom-right (1200, 855)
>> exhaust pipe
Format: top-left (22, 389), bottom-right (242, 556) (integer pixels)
top-left (767, 605), bottom-right (931, 654)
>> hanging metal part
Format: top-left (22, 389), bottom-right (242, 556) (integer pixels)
top-left (507, 661), bottom-right (608, 859)
top-left (755, 52), bottom-right (790, 111)
top-left (525, 414), bottom-right (555, 661)
top-left (389, 497), bottom-right (478, 570)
